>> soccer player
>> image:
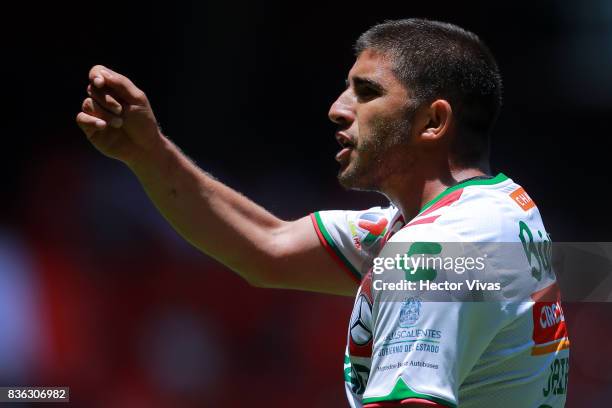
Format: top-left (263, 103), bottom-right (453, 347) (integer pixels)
top-left (77, 19), bottom-right (569, 408)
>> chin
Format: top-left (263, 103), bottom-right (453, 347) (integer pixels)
top-left (337, 174), bottom-right (357, 190)
top-left (337, 166), bottom-right (376, 192)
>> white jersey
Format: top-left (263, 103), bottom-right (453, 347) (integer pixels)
top-left (310, 203), bottom-right (405, 283)
top-left (311, 173), bottom-right (569, 408)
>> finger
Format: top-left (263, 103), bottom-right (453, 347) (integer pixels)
top-left (88, 65), bottom-right (147, 106)
top-left (76, 111), bottom-right (107, 138)
top-left (82, 98), bottom-right (123, 128)
top-left (87, 84), bottom-right (123, 115)
top-left (89, 65), bottom-right (107, 89)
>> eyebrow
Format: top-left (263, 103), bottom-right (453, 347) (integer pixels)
top-left (346, 76), bottom-right (385, 92)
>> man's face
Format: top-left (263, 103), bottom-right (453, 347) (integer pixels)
top-left (329, 49), bottom-right (415, 191)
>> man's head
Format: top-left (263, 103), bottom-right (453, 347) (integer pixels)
top-left (329, 18), bottom-right (502, 192)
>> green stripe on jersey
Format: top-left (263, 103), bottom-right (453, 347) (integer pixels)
top-left (363, 377), bottom-right (456, 407)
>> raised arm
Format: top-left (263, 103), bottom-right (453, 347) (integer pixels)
top-left (76, 65), bottom-right (357, 296)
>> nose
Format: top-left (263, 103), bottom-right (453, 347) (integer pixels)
top-left (328, 89), bottom-right (355, 128)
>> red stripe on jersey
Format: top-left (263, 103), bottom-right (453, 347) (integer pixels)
top-left (403, 215), bottom-right (441, 229)
top-left (309, 213), bottom-right (361, 284)
top-left (400, 188), bottom-right (462, 230)
top-left (419, 188), bottom-right (463, 217)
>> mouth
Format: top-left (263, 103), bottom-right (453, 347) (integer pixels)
top-left (335, 132), bottom-right (356, 163)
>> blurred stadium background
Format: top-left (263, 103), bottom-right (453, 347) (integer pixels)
top-left (1, 1), bottom-right (612, 407)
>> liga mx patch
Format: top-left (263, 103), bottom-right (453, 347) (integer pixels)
top-left (510, 187), bottom-right (535, 211)
top-left (356, 212), bottom-right (388, 245)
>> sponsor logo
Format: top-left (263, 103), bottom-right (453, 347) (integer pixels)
top-left (349, 294), bottom-right (373, 346)
top-left (531, 299), bottom-right (569, 352)
top-left (539, 303), bottom-right (565, 329)
top-left (543, 357), bottom-right (569, 397)
top-left (378, 341), bottom-right (440, 356)
top-left (345, 275), bottom-right (374, 393)
top-left (530, 284), bottom-right (570, 355)
top-left (399, 297), bottom-right (421, 327)
top-left (344, 353), bottom-right (369, 395)
top-left (384, 328), bottom-right (442, 342)
top-left (510, 187), bottom-right (535, 211)
top-left (519, 221), bottom-right (552, 281)
top-left (348, 272), bottom-right (374, 358)
top-left (409, 360), bottom-right (438, 369)
top-left (376, 360), bottom-right (439, 372)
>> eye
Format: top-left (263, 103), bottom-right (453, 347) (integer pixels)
top-left (354, 84), bottom-right (380, 102)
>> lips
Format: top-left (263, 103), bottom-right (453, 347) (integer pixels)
top-left (335, 132), bottom-right (355, 163)
top-left (336, 131), bottom-right (355, 149)
top-left (336, 147), bottom-right (352, 163)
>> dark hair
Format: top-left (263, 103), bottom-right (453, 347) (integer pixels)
top-left (355, 19), bottom-right (502, 166)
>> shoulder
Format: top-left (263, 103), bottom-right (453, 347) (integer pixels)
top-left (313, 204), bottom-right (401, 241)
top-left (314, 204), bottom-right (398, 222)
top-left (399, 174), bottom-right (543, 243)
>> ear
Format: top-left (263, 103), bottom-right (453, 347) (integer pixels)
top-left (414, 99), bottom-right (453, 143)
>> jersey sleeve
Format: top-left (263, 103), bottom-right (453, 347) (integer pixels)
top-left (363, 223), bottom-right (510, 408)
top-left (311, 207), bottom-right (397, 283)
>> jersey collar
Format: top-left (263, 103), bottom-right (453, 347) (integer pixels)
top-left (418, 173), bottom-right (509, 215)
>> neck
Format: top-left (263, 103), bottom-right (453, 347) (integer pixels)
top-left (383, 165), bottom-right (489, 221)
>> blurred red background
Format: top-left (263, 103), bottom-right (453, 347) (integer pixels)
top-left (2, 1), bottom-right (612, 407)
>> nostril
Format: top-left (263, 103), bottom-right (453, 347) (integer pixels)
top-left (329, 105), bottom-right (354, 126)
top-left (329, 111), bottom-right (343, 124)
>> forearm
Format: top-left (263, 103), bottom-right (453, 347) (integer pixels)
top-left (77, 67), bottom-right (355, 294)
top-left (126, 133), bottom-right (287, 283)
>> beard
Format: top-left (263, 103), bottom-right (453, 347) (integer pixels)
top-left (338, 107), bottom-right (414, 191)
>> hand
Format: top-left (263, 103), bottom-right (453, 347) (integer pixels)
top-left (76, 65), bottom-right (161, 164)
